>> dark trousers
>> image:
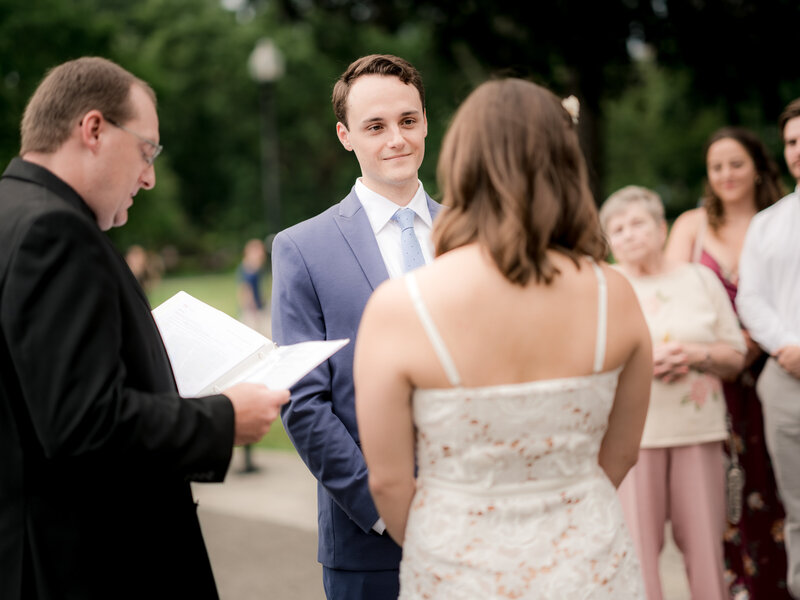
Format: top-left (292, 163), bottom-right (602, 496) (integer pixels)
top-left (322, 566), bottom-right (399, 600)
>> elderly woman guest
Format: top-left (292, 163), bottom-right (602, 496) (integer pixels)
top-left (354, 79), bottom-right (653, 598)
top-left (665, 127), bottom-right (791, 599)
top-left (600, 185), bottom-right (746, 600)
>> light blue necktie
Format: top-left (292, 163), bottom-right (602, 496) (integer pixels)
top-left (392, 208), bottom-right (425, 272)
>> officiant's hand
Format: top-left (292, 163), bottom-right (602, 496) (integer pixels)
top-left (225, 383), bottom-right (291, 445)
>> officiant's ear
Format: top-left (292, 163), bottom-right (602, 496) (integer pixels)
top-left (336, 122), bottom-right (353, 151)
top-left (78, 109), bottom-right (105, 154)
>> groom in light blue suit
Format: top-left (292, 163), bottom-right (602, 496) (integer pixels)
top-left (271, 55), bottom-right (441, 599)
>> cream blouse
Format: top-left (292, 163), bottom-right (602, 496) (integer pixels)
top-left (621, 263), bottom-right (746, 448)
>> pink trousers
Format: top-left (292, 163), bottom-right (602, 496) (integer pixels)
top-left (618, 442), bottom-right (727, 600)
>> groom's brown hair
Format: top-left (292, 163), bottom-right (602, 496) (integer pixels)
top-left (332, 54), bottom-right (425, 129)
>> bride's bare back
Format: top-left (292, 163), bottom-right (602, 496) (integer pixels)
top-left (384, 244), bottom-right (645, 390)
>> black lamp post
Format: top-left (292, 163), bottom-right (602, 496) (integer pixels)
top-left (239, 39), bottom-right (284, 475)
top-left (248, 38), bottom-right (284, 235)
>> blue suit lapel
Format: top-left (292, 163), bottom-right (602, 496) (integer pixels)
top-left (333, 188), bottom-right (444, 291)
top-left (333, 190), bottom-right (389, 291)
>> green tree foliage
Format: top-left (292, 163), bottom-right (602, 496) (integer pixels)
top-left (112, 0), bottom-right (265, 257)
top-left (0, 0), bottom-right (459, 267)
top-left (0, 0), bottom-right (116, 163)
top-left (639, 0), bottom-right (800, 126)
top-left (1, 0), bottom-right (799, 268)
top-left (287, 0), bottom-right (800, 214)
top-left (603, 60), bottom-right (726, 217)
top-left (277, 0), bottom-right (647, 198)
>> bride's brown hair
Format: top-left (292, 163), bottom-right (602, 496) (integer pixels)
top-left (433, 78), bottom-right (606, 285)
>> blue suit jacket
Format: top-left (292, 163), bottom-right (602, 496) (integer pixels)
top-left (271, 188), bottom-right (441, 571)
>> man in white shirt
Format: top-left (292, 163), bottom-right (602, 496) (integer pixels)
top-left (270, 55), bottom-right (442, 600)
top-left (737, 97), bottom-right (800, 598)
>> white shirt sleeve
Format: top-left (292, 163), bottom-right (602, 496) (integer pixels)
top-left (736, 215), bottom-right (792, 354)
top-left (371, 517), bottom-right (386, 535)
top-left (698, 266), bottom-right (746, 354)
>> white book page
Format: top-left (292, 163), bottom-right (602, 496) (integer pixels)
top-left (152, 291), bottom-right (268, 397)
top-left (238, 339), bottom-right (350, 390)
top-left (152, 291), bottom-right (350, 397)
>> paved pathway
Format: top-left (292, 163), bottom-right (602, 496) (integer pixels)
top-left (193, 449), bottom-right (323, 599)
top-left (193, 448), bottom-right (690, 599)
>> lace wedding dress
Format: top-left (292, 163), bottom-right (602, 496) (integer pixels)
top-left (399, 262), bottom-right (645, 599)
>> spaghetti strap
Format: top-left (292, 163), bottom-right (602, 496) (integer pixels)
top-left (405, 272), bottom-right (462, 387)
top-left (588, 258), bottom-right (608, 374)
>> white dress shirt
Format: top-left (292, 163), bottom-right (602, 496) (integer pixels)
top-left (737, 185), bottom-right (800, 354)
top-left (355, 179), bottom-right (434, 535)
top-left (355, 179), bottom-right (434, 279)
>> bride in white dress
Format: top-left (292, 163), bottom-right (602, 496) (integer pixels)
top-left (354, 78), bottom-right (651, 599)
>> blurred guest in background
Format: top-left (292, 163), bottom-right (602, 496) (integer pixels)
top-left (126, 243), bottom-right (149, 286)
top-left (737, 98), bottom-right (800, 599)
top-left (666, 126), bottom-right (790, 598)
top-left (125, 243), bottom-right (164, 292)
top-left (237, 237), bottom-right (269, 473)
top-left (238, 238), bottom-right (268, 336)
top-left (601, 185), bottom-right (746, 600)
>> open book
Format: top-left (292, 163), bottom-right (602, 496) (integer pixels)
top-left (152, 291), bottom-right (348, 398)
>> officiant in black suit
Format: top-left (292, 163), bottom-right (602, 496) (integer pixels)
top-left (0, 57), bottom-right (290, 600)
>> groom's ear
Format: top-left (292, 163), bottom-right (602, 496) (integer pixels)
top-left (336, 122), bottom-right (353, 152)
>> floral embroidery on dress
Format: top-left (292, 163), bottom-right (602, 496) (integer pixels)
top-left (400, 372), bottom-right (645, 599)
top-left (681, 373), bottom-right (721, 410)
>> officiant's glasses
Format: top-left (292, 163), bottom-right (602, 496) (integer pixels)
top-left (105, 116), bottom-right (163, 166)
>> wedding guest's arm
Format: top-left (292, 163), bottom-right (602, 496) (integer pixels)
top-left (664, 208), bottom-right (702, 263)
top-left (740, 329), bottom-right (765, 370)
top-left (653, 267), bottom-right (745, 383)
top-left (737, 216), bottom-right (800, 356)
top-left (598, 271), bottom-right (652, 488)
top-left (696, 261), bottom-right (747, 376)
top-left (667, 212), bottom-right (761, 371)
top-left (656, 341), bottom-right (744, 382)
top-left (775, 345), bottom-right (800, 378)
top-left (652, 341), bottom-right (689, 383)
top-left (354, 281), bottom-right (416, 545)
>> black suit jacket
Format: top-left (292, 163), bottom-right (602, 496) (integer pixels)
top-left (0, 158), bottom-right (235, 600)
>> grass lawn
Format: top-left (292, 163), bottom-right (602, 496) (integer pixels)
top-left (148, 272), bottom-right (294, 453)
top-left (148, 270), bottom-right (241, 317)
